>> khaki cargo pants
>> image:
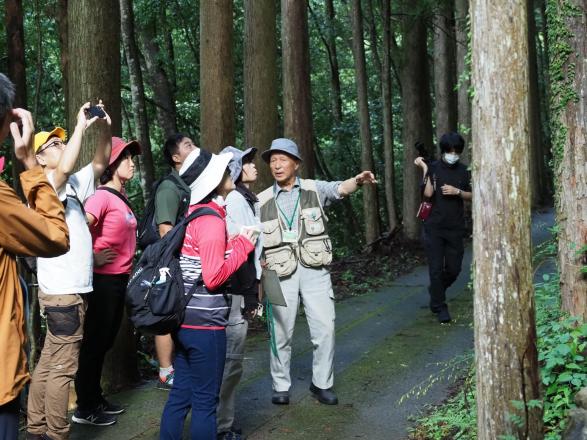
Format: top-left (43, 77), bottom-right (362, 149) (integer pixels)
top-left (27, 292), bottom-right (86, 440)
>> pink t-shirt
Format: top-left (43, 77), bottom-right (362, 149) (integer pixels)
top-left (85, 187), bottom-right (137, 275)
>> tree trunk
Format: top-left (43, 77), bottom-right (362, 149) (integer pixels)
top-left (351, 0), bottom-right (380, 246)
top-left (380, 0), bottom-right (399, 233)
top-left (325, 0), bottom-right (343, 143)
top-left (455, 0), bottom-right (471, 161)
top-left (5, 0), bottom-right (27, 196)
top-left (67, 0), bottom-right (139, 392)
top-left (120, 0), bottom-right (155, 201)
top-left (139, 18), bottom-right (178, 139)
top-left (527, 0), bottom-right (546, 207)
top-left (471, 0), bottom-right (543, 438)
top-left (399, 5), bottom-right (433, 241)
top-left (282, 0), bottom-right (315, 177)
top-left (200, 0), bottom-right (234, 152)
top-left (433, 0), bottom-right (458, 141)
top-left (548, 0), bottom-right (587, 321)
top-left (244, 0), bottom-right (278, 191)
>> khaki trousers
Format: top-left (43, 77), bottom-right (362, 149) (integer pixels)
top-left (27, 292), bottom-right (86, 440)
top-left (270, 265), bottom-right (335, 392)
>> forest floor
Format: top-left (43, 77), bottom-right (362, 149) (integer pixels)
top-left (48, 209), bottom-right (554, 440)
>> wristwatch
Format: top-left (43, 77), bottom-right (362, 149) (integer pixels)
top-left (457, 189), bottom-right (462, 196)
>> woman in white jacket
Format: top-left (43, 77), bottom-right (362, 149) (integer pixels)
top-left (216, 146), bottom-right (262, 440)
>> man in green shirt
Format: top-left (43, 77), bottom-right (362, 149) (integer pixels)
top-left (154, 133), bottom-right (197, 389)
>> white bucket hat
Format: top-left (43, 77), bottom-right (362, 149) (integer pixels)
top-left (179, 149), bottom-right (233, 205)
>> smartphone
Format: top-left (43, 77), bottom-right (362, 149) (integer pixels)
top-left (86, 105), bottom-right (106, 119)
top-left (240, 225), bottom-right (261, 241)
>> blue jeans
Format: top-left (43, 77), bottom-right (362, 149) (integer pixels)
top-left (160, 328), bottom-right (226, 440)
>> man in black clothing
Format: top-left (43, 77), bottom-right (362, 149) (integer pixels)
top-left (415, 132), bottom-right (472, 323)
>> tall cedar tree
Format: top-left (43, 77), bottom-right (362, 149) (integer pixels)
top-left (120, 0), bottom-right (155, 201)
top-left (200, 0), bottom-right (235, 152)
top-left (398, 1), bottom-right (434, 241)
top-left (282, 0), bottom-right (315, 177)
top-left (244, 0), bottom-right (278, 190)
top-left (549, 0), bottom-right (587, 320)
top-left (471, 0), bottom-right (543, 438)
top-left (351, 0), bottom-right (380, 245)
top-left (433, 0), bottom-right (458, 141)
top-left (67, 0), bottom-right (140, 391)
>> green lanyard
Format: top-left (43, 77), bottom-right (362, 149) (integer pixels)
top-left (276, 191), bottom-right (301, 231)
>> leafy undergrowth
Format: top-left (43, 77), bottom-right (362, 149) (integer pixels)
top-left (407, 271), bottom-right (587, 440)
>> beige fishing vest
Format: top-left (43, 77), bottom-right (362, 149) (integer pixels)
top-left (258, 179), bottom-right (333, 278)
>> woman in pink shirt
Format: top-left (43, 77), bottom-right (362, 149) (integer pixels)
top-left (159, 150), bottom-right (256, 440)
top-left (74, 137), bottom-right (141, 425)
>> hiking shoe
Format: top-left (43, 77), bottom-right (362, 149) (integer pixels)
top-left (217, 430), bottom-right (243, 440)
top-left (271, 391), bottom-right (289, 405)
top-left (98, 399), bottom-right (125, 415)
top-left (309, 383), bottom-right (339, 405)
top-left (437, 307), bottom-right (452, 323)
top-left (72, 409), bottom-right (117, 426)
top-left (157, 370), bottom-right (175, 390)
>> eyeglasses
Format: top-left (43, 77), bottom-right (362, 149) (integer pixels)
top-left (37, 139), bottom-right (65, 154)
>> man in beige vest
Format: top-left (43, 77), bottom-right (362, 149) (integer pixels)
top-left (259, 138), bottom-right (376, 405)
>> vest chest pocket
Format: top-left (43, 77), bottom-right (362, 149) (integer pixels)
top-left (299, 235), bottom-right (333, 268)
top-left (262, 219), bottom-right (282, 248)
top-left (264, 245), bottom-right (297, 278)
top-left (301, 207), bottom-right (325, 236)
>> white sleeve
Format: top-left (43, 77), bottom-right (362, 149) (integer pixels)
top-left (46, 171), bottom-right (67, 202)
top-left (68, 163), bottom-right (96, 202)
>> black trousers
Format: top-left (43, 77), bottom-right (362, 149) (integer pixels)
top-left (423, 226), bottom-right (465, 312)
top-left (75, 272), bottom-right (128, 412)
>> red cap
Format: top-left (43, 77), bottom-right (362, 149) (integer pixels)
top-left (0, 157), bottom-right (5, 173)
top-left (109, 137), bottom-right (141, 165)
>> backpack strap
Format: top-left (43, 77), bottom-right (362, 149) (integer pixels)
top-left (184, 207), bottom-right (222, 224)
top-left (97, 186), bottom-right (135, 214)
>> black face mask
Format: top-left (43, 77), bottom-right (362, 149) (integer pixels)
top-left (181, 150), bottom-right (212, 186)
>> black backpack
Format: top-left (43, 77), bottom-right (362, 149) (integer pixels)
top-left (126, 207), bottom-right (220, 335)
top-left (137, 174), bottom-right (190, 250)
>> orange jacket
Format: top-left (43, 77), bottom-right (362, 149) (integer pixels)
top-left (0, 166), bottom-right (69, 405)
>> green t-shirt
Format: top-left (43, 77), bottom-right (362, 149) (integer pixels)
top-left (154, 170), bottom-right (190, 226)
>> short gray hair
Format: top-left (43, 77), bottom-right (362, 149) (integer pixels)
top-left (0, 73), bottom-right (15, 125)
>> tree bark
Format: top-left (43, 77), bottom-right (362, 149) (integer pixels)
top-left (549, 0), bottom-right (587, 321)
top-left (399, 4), bottom-right (434, 241)
top-left (67, 0), bottom-right (139, 391)
top-left (120, 0), bottom-right (155, 201)
top-left (282, 0), bottom-right (315, 177)
top-left (351, 0), bottom-right (380, 246)
top-left (471, 0), bottom-right (543, 438)
top-left (380, 0), bottom-right (399, 233)
top-left (139, 18), bottom-right (178, 139)
top-left (244, 0), bottom-right (278, 191)
top-left (527, 0), bottom-right (546, 207)
top-left (433, 0), bottom-right (458, 141)
top-left (5, 0), bottom-right (27, 196)
top-left (455, 0), bottom-right (471, 162)
top-left (200, 0), bottom-right (234, 152)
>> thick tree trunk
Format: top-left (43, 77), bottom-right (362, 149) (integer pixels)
top-left (455, 0), bottom-right (471, 161)
top-left (471, 1), bottom-right (543, 438)
top-left (528, 0), bottom-right (546, 207)
top-left (200, 0), bottom-right (234, 152)
top-left (282, 0), bottom-right (315, 177)
top-left (120, 0), bottom-right (155, 201)
top-left (381, 0), bottom-right (399, 233)
top-left (400, 6), bottom-right (433, 241)
top-left (351, 0), bottom-right (380, 246)
top-left (549, 0), bottom-right (587, 321)
top-left (67, 0), bottom-right (139, 392)
top-left (139, 19), bottom-right (178, 139)
top-left (325, 0), bottom-right (343, 142)
top-left (244, 0), bottom-right (278, 191)
top-left (67, 0), bottom-right (122, 167)
top-left (5, 0), bottom-right (27, 195)
top-left (433, 0), bottom-right (458, 141)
